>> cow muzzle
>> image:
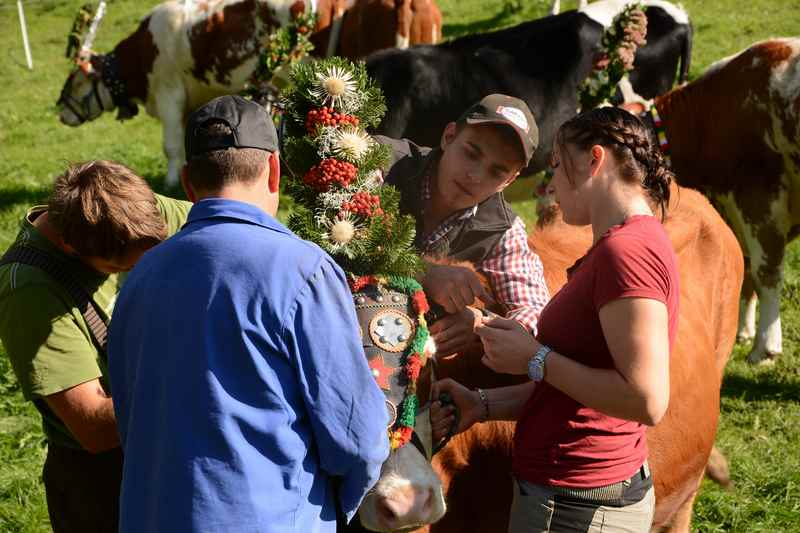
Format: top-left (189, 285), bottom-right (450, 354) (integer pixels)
top-left (358, 445), bottom-right (446, 532)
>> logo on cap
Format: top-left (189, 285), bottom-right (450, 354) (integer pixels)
top-left (496, 106), bottom-right (529, 133)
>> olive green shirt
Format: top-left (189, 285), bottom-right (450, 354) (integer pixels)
top-left (0, 194), bottom-right (190, 449)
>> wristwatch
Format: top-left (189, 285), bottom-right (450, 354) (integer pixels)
top-left (527, 345), bottom-right (552, 382)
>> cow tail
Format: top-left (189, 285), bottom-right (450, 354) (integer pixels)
top-left (678, 23), bottom-right (693, 83)
top-left (704, 445), bottom-right (733, 489)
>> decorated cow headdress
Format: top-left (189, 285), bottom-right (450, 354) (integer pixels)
top-left (65, 1), bottom-right (107, 71)
top-left (280, 58), bottom-right (443, 453)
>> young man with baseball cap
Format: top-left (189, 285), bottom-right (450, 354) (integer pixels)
top-left (107, 95), bottom-right (389, 533)
top-left (377, 94), bottom-right (550, 355)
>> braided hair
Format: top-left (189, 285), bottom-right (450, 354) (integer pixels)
top-left (556, 107), bottom-right (674, 219)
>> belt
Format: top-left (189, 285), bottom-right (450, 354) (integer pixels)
top-left (548, 461), bottom-right (651, 505)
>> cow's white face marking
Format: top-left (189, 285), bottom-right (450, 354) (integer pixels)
top-left (358, 444), bottom-right (446, 532)
top-left (580, 0), bottom-right (688, 28)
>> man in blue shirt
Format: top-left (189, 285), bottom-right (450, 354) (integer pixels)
top-left (108, 95), bottom-right (390, 532)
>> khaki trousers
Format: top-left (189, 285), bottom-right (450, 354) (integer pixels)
top-left (508, 478), bottom-right (655, 533)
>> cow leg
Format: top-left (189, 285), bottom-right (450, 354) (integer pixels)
top-left (578, 0), bottom-right (588, 8)
top-left (652, 478), bottom-right (700, 533)
top-left (157, 88), bottom-right (187, 188)
top-left (737, 270), bottom-right (757, 343)
top-left (746, 228), bottom-right (785, 365)
top-left (549, 0), bottom-right (560, 15)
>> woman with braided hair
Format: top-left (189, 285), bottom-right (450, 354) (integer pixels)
top-left (431, 107), bottom-right (679, 532)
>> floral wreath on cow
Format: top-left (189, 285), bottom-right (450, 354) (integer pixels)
top-left (281, 58), bottom-right (443, 451)
top-left (537, 3), bottom-right (648, 203)
top-left (578, 2), bottom-right (648, 111)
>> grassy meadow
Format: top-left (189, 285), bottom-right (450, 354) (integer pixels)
top-left (1, 0), bottom-right (799, 531)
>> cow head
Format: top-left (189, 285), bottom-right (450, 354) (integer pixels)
top-left (353, 287), bottom-right (447, 532)
top-left (57, 54), bottom-right (115, 126)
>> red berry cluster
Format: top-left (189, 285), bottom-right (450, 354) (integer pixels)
top-left (342, 192), bottom-right (383, 217)
top-left (305, 107), bottom-right (360, 133)
top-left (303, 158), bottom-right (358, 192)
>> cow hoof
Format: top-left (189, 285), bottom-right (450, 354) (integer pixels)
top-left (736, 332), bottom-right (754, 344)
top-left (746, 350), bottom-right (779, 366)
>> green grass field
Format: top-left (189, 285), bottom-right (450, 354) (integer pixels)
top-left (1, 0), bottom-right (799, 531)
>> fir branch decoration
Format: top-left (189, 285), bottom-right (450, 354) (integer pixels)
top-left (65, 3), bottom-right (95, 61)
top-left (282, 58), bottom-right (420, 279)
top-left (283, 59), bottom-right (433, 451)
top-left (578, 3), bottom-right (648, 110)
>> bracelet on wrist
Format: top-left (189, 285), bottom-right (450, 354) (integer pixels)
top-left (476, 388), bottom-right (489, 422)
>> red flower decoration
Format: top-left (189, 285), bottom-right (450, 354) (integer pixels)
top-left (350, 275), bottom-right (379, 293)
top-left (412, 291), bottom-right (429, 315)
top-left (405, 353), bottom-right (422, 382)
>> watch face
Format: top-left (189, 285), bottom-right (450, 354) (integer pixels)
top-left (528, 355), bottom-right (543, 382)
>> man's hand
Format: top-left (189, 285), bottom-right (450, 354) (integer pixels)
top-left (476, 315), bottom-right (539, 375)
top-left (429, 306), bottom-right (483, 356)
top-left (422, 264), bottom-right (495, 314)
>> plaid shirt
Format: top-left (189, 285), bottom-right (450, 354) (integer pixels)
top-left (420, 176), bottom-right (550, 334)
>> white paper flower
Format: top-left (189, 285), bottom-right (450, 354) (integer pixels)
top-left (319, 212), bottom-right (363, 255)
top-left (309, 66), bottom-right (358, 110)
top-left (330, 218), bottom-right (355, 244)
top-left (333, 127), bottom-right (373, 162)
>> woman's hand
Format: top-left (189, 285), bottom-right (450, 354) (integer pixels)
top-left (429, 306), bottom-right (483, 356)
top-left (430, 378), bottom-right (484, 441)
top-left (476, 316), bottom-right (540, 375)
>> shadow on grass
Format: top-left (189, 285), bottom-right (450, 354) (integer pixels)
top-left (0, 184), bottom-right (51, 212)
top-left (442, 8), bottom-right (520, 40)
top-left (721, 370), bottom-right (800, 403)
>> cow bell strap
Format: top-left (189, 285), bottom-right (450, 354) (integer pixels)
top-left (431, 391), bottom-right (459, 456)
top-left (0, 246), bottom-right (108, 354)
top-left (646, 105), bottom-right (671, 167)
top-left (100, 52), bottom-right (138, 120)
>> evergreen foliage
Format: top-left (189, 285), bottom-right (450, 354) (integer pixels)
top-left (281, 58), bottom-right (422, 279)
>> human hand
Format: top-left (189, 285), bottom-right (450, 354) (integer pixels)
top-left (429, 306), bottom-right (483, 356)
top-left (430, 378), bottom-right (484, 441)
top-left (476, 316), bottom-right (540, 375)
top-left (422, 264), bottom-right (496, 314)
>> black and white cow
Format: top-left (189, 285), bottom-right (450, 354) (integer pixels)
top-left (365, 0), bottom-right (692, 173)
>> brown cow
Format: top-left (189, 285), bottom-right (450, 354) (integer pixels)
top-left (419, 185), bottom-right (742, 532)
top-left (642, 38), bottom-right (800, 365)
top-left (312, 0), bottom-right (442, 58)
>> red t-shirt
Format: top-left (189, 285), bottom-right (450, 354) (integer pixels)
top-left (513, 215), bottom-right (679, 488)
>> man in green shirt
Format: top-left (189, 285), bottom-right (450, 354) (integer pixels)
top-left (0, 160), bottom-right (190, 533)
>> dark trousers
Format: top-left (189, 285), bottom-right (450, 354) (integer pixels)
top-left (42, 444), bottom-right (123, 533)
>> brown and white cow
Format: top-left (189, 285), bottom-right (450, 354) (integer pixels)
top-left (418, 185), bottom-right (742, 532)
top-left (57, 0), bottom-right (312, 186)
top-left (312, 0), bottom-right (442, 59)
top-left (643, 38), bottom-right (800, 365)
